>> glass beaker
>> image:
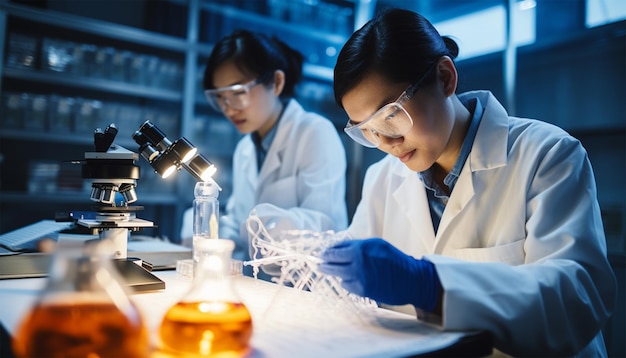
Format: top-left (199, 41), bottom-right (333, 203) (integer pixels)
top-left (12, 240), bottom-right (149, 358)
top-left (159, 239), bottom-right (252, 357)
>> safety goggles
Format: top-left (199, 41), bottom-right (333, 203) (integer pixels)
top-left (344, 64), bottom-right (435, 148)
top-left (204, 75), bottom-right (267, 112)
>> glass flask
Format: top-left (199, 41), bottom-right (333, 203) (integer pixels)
top-left (193, 179), bottom-right (220, 264)
top-left (12, 239), bottom-right (149, 358)
top-left (159, 239), bottom-right (253, 357)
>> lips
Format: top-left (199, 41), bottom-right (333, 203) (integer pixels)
top-left (231, 118), bottom-right (246, 126)
top-left (398, 150), bottom-right (415, 163)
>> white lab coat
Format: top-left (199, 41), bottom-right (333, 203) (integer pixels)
top-left (348, 91), bottom-right (616, 357)
top-left (182, 99), bottom-right (348, 260)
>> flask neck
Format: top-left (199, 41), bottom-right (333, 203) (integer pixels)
top-left (187, 239), bottom-right (240, 302)
top-left (47, 241), bottom-right (119, 293)
top-left (195, 251), bottom-right (231, 284)
top-left (36, 240), bottom-right (140, 321)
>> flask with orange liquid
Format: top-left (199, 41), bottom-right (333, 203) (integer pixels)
top-left (159, 238), bottom-right (253, 357)
top-left (12, 239), bottom-right (149, 358)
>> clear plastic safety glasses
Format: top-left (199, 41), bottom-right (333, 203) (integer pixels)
top-left (204, 75), bottom-right (267, 112)
top-left (344, 64), bottom-right (435, 148)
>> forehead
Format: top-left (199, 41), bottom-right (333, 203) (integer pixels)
top-left (212, 61), bottom-right (251, 88)
top-left (342, 72), bottom-right (407, 124)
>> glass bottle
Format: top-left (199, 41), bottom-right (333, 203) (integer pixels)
top-left (193, 179), bottom-right (220, 264)
top-left (12, 240), bottom-right (149, 358)
top-left (159, 239), bottom-right (253, 357)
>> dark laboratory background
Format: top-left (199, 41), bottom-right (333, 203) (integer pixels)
top-left (0, 0), bottom-right (624, 353)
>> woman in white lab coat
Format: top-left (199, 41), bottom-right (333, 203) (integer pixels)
top-left (318, 9), bottom-right (617, 357)
top-left (181, 30), bottom-right (348, 269)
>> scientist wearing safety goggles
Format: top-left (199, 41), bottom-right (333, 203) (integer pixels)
top-left (181, 30), bottom-right (348, 267)
top-left (318, 8), bottom-right (617, 358)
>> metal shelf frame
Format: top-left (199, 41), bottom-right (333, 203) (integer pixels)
top-left (4, 68), bottom-right (183, 102)
top-left (0, 0), bottom-right (189, 52)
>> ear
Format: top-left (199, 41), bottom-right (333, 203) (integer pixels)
top-left (273, 70), bottom-right (286, 96)
top-left (436, 56), bottom-right (458, 97)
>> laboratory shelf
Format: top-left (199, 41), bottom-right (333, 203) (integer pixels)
top-left (199, 1), bottom-right (348, 46)
top-left (0, 0), bottom-right (361, 242)
top-left (0, 1), bottom-right (188, 53)
top-left (0, 129), bottom-right (138, 149)
top-left (0, 1), bottom-right (342, 83)
top-left (4, 68), bottom-right (182, 103)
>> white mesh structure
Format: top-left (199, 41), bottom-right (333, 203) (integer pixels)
top-left (245, 214), bottom-right (378, 318)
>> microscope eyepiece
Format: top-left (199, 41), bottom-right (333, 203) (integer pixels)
top-left (95, 123), bottom-right (119, 152)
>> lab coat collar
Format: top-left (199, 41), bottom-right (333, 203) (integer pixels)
top-left (241, 137), bottom-right (258, 189)
top-left (257, 99), bottom-right (301, 183)
top-left (435, 91), bottom-right (510, 247)
top-left (393, 168), bottom-right (437, 252)
top-left (459, 91), bottom-right (509, 172)
top-left (241, 99), bottom-right (302, 191)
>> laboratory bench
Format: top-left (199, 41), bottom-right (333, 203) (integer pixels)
top-left (0, 244), bottom-right (494, 358)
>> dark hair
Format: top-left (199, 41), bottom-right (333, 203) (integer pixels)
top-left (203, 30), bottom-right (304, 98)
top-left (333, 8), bottom-right (459, 107)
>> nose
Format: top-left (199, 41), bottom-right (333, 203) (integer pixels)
top-left (221, 103), bottom-right (239, 117)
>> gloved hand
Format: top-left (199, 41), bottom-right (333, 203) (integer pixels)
top-left (318, 238), bottom-right (441, 312)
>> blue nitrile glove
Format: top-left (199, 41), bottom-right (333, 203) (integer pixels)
top-left (318, 238), bottom-right (441, 312)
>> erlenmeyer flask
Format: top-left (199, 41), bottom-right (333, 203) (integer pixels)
top-left (12, 239), bottom-right (149, 358)
top-left (159, 239), bottom-right (252, 357)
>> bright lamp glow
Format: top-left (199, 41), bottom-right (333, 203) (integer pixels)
top-left (200, 164), bottom-right (217, 182)
top-left (171, 137), bottom-right (198, 164)
top-left (133, 120), bottom-right (216, 182)
top-left (150, 150), bottom-right (178, 178)
top-left (162, 165), bottom-right (177, 178)
top-left (185, 154), bottom-right (216, 182)
top-left (182, 148), bottom-right (197, 163)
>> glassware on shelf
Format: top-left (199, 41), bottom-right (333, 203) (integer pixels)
top-left (81, 43), bottom-right (99, 77)
top-left (48, 94), bottom-right (75, 133)
top-left (111, 49), bottom-right (130, 82)
top-left (128, 53), bottom-right (147, 85)
top-left (158, 239), bottom-right (253, 357)
top-left (42, 38), bottom-right (75, 73)
top-left (74, 98), bottom-right (103, 133)
top-left (23, 94), bottom-right (48, 131)
top-left (1, 92), bottom-right (26, 129)
top-left (143, 55), bottom-right (161, 87)
top-left (12, 240), bottom-right (150, 358)
top-left (5, 33), bottom-right (38, 71)
top-left (27, 160), bottom-right (60, 194)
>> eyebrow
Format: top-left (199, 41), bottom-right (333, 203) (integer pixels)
top-left (364, 92), bottom-right (402, 121)
top-left (212, 77), bottom-right (253, 90)
top-left (226, 79), bottom-right (248, 87)
top-left (376, 97), bottom-right (392, 111)
top-left (347, 96), bottom-right (392, 126)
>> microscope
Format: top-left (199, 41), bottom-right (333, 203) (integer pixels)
top-left (77, 123), bottom-right (154, 259)
top-left (77, 120), bottom-right (217, 260)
